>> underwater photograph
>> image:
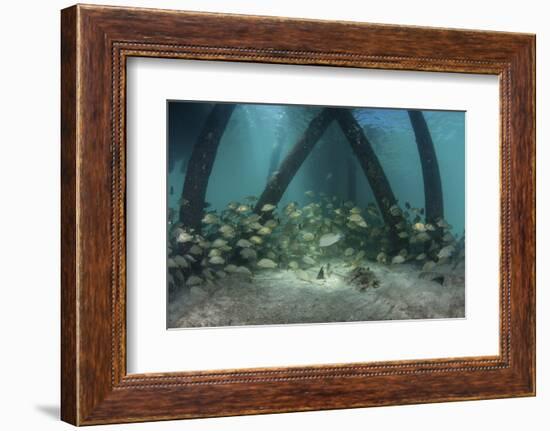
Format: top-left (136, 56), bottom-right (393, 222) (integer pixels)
top-left (166, 101), bottom-right (465, 328)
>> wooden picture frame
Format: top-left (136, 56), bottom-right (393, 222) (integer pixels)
top-left (61, 4), bottom-right (535, 425)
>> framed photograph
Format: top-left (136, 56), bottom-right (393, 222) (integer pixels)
top-left (61, 4), bottom-right (535, 425)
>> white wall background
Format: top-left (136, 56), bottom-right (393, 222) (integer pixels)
top-left (0, 0), bottom-right (546, 429)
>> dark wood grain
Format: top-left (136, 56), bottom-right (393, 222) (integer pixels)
top-left (60, 5), bottom-right (77, 425)
top-left (61, 4), bottom-right (536, 425)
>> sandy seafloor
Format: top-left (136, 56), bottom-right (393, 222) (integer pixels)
top-left (167, 259), bottom-right (465, 328)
